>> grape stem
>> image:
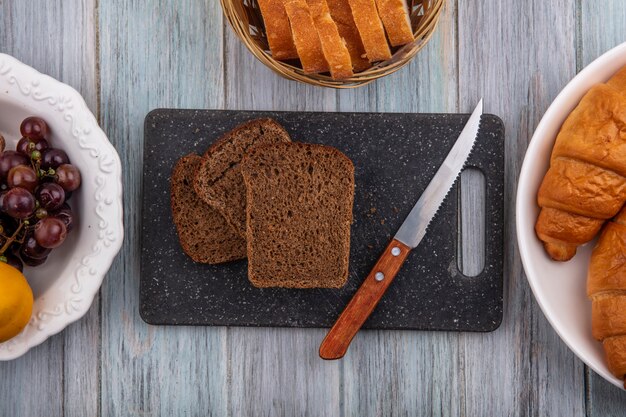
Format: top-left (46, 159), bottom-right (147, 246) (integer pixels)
top-left (0, 221), bottom-right (24, 255)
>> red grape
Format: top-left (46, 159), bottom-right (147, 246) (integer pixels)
top-left (0, 151), bottom-right (29, 179)
top-left (21, 254), bottom-right (48, 267)
top-left (0, 214), bottom-right (17, 235)
top-left (55, 164), bottom-right (81, 192)
top-left (36, 183), bottom-right (65, 210)
top-left (20, 117), bottom-right (49, 141)
top-left (5, 253), bottom-right (24, 272)
top-left (3, 187), bottom-right (35, 219)
top-left (0, 116), bottom-right (81, 270)
top-left (21, 234), bottom-right (51, 259)
top-left (16, 137), bottom-right (49, 156)
top-left (7, 165), bottom-right (38, 192)
top-left (41, 148), bottom-right (69, 170)
top-left (34, 217), bottom-right (67, 248)
top-left (52, 203), bottom-right (74, 232)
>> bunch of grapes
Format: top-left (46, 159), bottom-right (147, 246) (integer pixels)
top-left (0, 117), bottom-right (81, 271)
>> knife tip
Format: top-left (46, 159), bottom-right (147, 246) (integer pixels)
top-left (471, 99), bottom-right (484, 119)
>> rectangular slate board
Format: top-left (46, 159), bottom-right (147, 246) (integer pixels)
top-left (140, 110), bottom-right (505, 331)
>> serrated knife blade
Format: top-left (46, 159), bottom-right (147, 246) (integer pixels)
top-left (319, 100), bottom-right (484, 360)
top-left (395, 99), bottom-right (483, 248)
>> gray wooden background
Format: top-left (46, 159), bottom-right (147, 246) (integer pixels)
top-left (1, 0), bottom-right (625, 416)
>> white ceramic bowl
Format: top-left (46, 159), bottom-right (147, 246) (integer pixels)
top-left (517, 42), bottom-right (626, 389)
top-left (0, 54), bottom-right (123, 360)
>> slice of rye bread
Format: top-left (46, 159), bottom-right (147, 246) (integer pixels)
top-left (306, 0), bottom-right (353, 79)
top-left (283, 0), bottom-right (330, 74)
top-left (347, 0), bottom-right (392, 62)
top-left (170, 154), bottom-right (247, 264)
top-left (193, 119), bottom-right (291, 239)
top-left (241, 142), bottom-right (355, 288)
top-left (326, 0), bottom-right (371, 72)
top-left (257, 0), bottom-right (299, 60)
top-left (375, 0), bottom-right (414, 46)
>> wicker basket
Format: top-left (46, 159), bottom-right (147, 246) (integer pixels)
top-left (221, 0), bottom-right (445, 88)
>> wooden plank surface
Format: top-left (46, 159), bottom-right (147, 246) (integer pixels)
top-left (98, 1), bottom-right (230, 416)
top-left (458, 1), bottom-right (586, 416)
top-left (1, 0), bottom-right (626, 415)
top-left (0, 1), bottom-right (99, 417)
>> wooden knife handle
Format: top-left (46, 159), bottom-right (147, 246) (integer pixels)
top-left (319, 239), bottom-right (411, 360)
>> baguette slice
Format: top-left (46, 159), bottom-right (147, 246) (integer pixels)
top-left (258, 0), bottom-right (299, 60)
top-left (375, 0), bottom-right (414, 46)
top-left (283, 0), bottom-right (330, 73)
top-left (241, 142), bottom-right (355, 288)
top-left (306, 0), bottom-right (353, 79)
top-left (170, 154), bottom-right (246, 264)
top-left (347, 0), bottom-right (392, 62)
top-left (326, 0), bottom-right (371, 72)
top-left (193, 119), bottom-right (291, 239)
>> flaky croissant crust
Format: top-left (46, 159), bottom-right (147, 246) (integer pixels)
top-left (535, 66), bottom-right (626, 261)
top-left (588, 208), bottom-right (626, 387)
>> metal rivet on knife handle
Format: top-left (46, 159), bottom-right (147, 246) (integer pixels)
top-left (319, 239), bottom-right (412, 360)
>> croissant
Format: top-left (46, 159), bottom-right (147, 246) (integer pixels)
top-left (587, 206), bottom-right (626, 389)
top-left (535, 65), bottom-right (626, 261)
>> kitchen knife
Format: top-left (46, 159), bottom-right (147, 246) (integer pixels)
top-left (319, 100), bottom-right (484, 360)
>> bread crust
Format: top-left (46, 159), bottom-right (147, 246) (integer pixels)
top-left (326, 0), bottom-right (371, 71)
top-left (550, 85), bottom-right (626, 177)
top-left (535, 65), bottom-right (626, 261)
top-left (374, 0), bottom-right (413, 46)
top-left (258, 0), bottom-right (299, 60)
top-left (307, 0), bottom-right (354, 79)
top-left (283, 0), bottom-right (330, 73)
top-left (604, 336), bottom-right (626, 380)
top-left (592, 294), bottom-right (626, 340)
top-left (170, 154), bottom-right (247, 264)
top-left (347, 0), bottom-right (391, 62)
top-left (588, 222), bottom-right (626, 297)
top-left (587, 206), bottom-right (626, 386)
top-left (535, 207), bottom-right (603, 245)
top-left (537, 157), bottom-right (626, 219)
top-left (193, 119), bottom-right (291, 239)
top-left (607, 65), bottom-right (626, 92)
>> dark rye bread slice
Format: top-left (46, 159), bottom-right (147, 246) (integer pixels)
top-left (193, 119), bottom-right (291, 239)
top-left (241, 142), bottom-right (355, 288)
top-left (170, 154), bottom-right (247, 264)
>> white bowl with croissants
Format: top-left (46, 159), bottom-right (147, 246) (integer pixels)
top-left (517, 42), bottom-right (626, 390)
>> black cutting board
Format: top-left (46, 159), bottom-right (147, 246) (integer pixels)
top-left (140, 110), bottom-right (504, 331)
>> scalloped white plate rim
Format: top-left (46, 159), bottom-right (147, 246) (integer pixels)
top-left (0, 53), bottom-right (124, 360)
top-left (517, 42), bottom-right (626, 389)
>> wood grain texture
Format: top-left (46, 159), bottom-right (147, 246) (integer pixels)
top-left (98, 1), bottom-right (229, 416)
top-left (580, 1), bottom-right (626, 414)
top-left (2, 0), bottom-right (626, 415)
top-left (0, 1), bottom-right (99, 417)
top-left (320, 240), bottom-right (411, 360)
top-left (459, 168), bottom-right (485, 276)
top-left (458, 1), bottom-right (587, 416)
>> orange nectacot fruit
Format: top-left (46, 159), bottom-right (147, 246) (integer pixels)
top-left (0, 262), bottom-right (33, 343)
